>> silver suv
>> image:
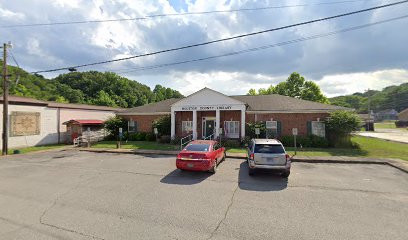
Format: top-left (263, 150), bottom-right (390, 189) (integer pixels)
top-left (246, 139), bottom-right (291, 177)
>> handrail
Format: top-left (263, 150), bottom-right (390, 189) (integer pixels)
top-left (180, 134), bottom-right (193, 150)
top-left (203, 133), bottom-right (214, 140)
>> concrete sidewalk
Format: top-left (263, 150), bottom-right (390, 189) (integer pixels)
top-left (355, 129), bottom-right (408, 144)
top-left (81, 148), bottom-right (408, 173)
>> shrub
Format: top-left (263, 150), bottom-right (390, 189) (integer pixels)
top-left (395, 121), bottom-right (408, 128)
top-left (223, 139), bottom-right (241, 148)
top-left (103, 116), bottom-right (127, 140)
top-left (152, 115), bottom-right (171, 136)
top-left (145, 133), bottom-right (156, 142)
top-left (128, 132), bottom-right (147, 141)
top-left (279, 135), bottom-right (329, 148)
top-left (170, 136), bottom-right (181, 145)
top-left (325, 110), bottom-right (361, 147)
top-left (309, 135), bottom-right (329, 148)
top-left (245, 121), bottom-right (266, 139)
top-left (241, 136), bottom-right (251, 146)
top-left (159, 135), bottom-right (171, 144)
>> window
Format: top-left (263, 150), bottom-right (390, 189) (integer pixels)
top-left (184, 144), bottom-right (210, 152)
top-left (128, 120), bottom-right (137, 133)
top-left (224, 121), bottom-right (240, 138)
top-left (254, 144), bottom-right (285, 154)
top-left (265, 121), bottom-right (278, 138)
top-left (312, 121), bottom-right (325, 138)
top-left (182, 121), bottom-right (193, 133)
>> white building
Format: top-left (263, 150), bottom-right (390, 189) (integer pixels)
top-left (0, 96), bottom-right (119, 148)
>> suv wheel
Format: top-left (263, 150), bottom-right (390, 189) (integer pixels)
top-left (281, 171), bottom-right (290, 178)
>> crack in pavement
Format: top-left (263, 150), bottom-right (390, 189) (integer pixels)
top-left (207, 183), bottom-right (239, 240)
top-left (39, 172), bottom-right (107, 240)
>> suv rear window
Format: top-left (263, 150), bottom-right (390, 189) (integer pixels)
top-left (254, 144), bottom-right (285, 154)
top-left (185, 144), bottom-right (210, 152)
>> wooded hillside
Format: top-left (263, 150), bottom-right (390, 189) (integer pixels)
top-left (330, 83), bottom-right (408, 113)
top-left (0, 61), bottom-right (183, 108)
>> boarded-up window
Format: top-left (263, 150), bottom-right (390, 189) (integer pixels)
top-left (10, 112), bottom-right (41, 136)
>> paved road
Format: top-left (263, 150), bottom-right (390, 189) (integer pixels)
top-left (356, 128), bottom-right (408, 143)
top-left (0, 150), bottom-right (407, 240)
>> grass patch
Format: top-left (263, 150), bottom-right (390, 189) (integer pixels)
top-left (9, 144), bottom-right (67, 155)
top-left (91, 141), bottom-right (179, 151)
top-left (226, 136), bottom-right (408, 161)
top-left (375, 121), bottom-right (396, 129)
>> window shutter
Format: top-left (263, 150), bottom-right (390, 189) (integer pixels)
top-left (277, 121), bottom-right (282, 137)
top-left (307, 121), bottom-right (312, 135)
top-left (134, 121), bottom-right (138, 133)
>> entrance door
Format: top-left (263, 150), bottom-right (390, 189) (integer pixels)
top-left (203, 119), bottom-right (215, 139)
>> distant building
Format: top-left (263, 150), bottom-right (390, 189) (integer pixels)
top-left (117, 88), bottom-right (350, 140)
top-left (374, 109), bottom-right (398, 121)
top-left (0, 96), bottom-right (120, 148)
top-left (398, 108), bottom-right (408, 121)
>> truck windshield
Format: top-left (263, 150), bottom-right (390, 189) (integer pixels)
top-left (184, 144), bottom-right (210, 152)
top-left (254, 144), bottom-right (285, 154)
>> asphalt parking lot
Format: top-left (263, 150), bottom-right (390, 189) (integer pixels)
top-left (0, 150), bottom-right (407, 240)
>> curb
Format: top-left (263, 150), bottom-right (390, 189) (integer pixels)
top-left (78, 148), bottom-right (408, 174)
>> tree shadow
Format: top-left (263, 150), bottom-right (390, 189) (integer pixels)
top-left (238, 162), bottom-right (288, 192)
top-left (160, 169), bottom-right (212, 185)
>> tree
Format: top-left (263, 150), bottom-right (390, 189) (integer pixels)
top-left (152, 115), bottom-right (171, 136)
top-left (104, 116), bottom-right (128, 139)
top-left (325, 110), bottom-right (361, 147)
top-left (93, 90), bottom-right (117, 107)
top-left (246, 72), bottom-right (328, 103)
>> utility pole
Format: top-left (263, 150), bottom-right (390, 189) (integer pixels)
top-left (367, 88), bottom-right (371, 131)
top-left (2, 42), bottom-right (12, 155)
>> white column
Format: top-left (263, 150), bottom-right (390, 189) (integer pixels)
top-left (171, 110), bottom-right (175, 139)
top-left (241, 108), bottom-right (246, 139)
top-left (215, 109), bottom-right (220, 138)
top-left (192, 110), bottom-right (197, 140)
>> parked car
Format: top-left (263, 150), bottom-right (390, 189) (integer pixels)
top-left (246, 139), bottom-right (291, 177)
top-left (176, 140), bottom-right (226, 173)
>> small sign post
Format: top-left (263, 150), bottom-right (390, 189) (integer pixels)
top-left (117, 127), bottom-right (123, 149)
top-left (255, 128), bottom-right (260, 138)
top-left (292, 128), bottom-right (298, 155)
top-left (219, 128), bottom-right (223, 146)
top-left (154, 128), bottom-right (158, 141)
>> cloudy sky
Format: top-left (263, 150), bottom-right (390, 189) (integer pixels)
top-left (1, 0), bottom-right (407, 97)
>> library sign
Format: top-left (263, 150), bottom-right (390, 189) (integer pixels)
top-left (180, 105), bottom-right (235, 111)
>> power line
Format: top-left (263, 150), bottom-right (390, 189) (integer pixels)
top-left (1, 0), bottom-right (380, 28)
top-left (31, 0), bottom-right (408, 74)
top-left (114, 15), bottom-right (408, 74)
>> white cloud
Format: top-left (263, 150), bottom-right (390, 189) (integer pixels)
top-left (0, 7), bottom-right (24, 20)
top-left (317, 69), bottom-right (408, 97)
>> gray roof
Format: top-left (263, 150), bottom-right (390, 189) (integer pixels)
top-left (117, 98), bottom-right (180, 114)
top-left (118, 94), bottom-right (350, 114)
top-left (231, 95), bottom-right (350, 112)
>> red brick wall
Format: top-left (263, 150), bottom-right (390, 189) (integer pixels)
top-left (246, 113), bottom-right (329, 136)
top-left (122, 115), bottom-right (168, 133)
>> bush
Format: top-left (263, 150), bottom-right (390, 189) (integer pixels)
top-left (325, 110), bottom-right (361, 147)
top-left (223, 139), bottom-right (241, 148)
top-left (152, 115), bottom-right (171, 136)
top-left (128, 132), bottom-right (147, 141)
top-left (145, 133), bottom-right (156, 142)
top-left (395, 121), bottom-right (408, 128)
top-left (159, 135), bottom-right (171, 144)
top-left (240, 136), bottom-right (251, 146)
top-left (103, 116), bottom-right (127, 140)
top-left (170, 136), bottom-right (181, 145)
top-left (245, 122), bottom-right (266, 139)
top-left (279, 135), bottom-right (329, 148)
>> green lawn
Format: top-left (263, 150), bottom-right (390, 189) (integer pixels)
top-left (375, 121), bottom-right (397, 129)
top-left (8, 144), bottom-right (67, 155)
top-left (227, 136), bottom-right (408, 161)
top-left (91, 141), bottom-right (179, 151)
